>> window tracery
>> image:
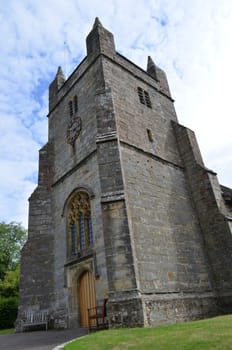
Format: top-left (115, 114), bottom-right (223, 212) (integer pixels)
top-left (67, 191), bottom-right (93, 256)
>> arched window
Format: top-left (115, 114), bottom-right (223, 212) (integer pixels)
top-left (67, 191), bottom-right (93, 256)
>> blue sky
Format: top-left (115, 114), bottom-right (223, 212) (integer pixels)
top-left (1, 0), bottom-right (232, 228)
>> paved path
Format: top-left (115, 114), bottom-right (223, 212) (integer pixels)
top-left (0, 329), bottom-right (88, 350)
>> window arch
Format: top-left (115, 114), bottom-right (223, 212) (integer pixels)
top-left (67, 191), bottom-right (93, 256)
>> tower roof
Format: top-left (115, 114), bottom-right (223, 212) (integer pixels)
top-left (86, 17), bottom-right (115, 57)
top-left (147, 56), bottom-right (158, 81)
top-left (55, 65), bottom-right (66, 90)
top-left (56, 66), bottom-right (65, 79)
top-left (93, 17), bottom-right (103, 28)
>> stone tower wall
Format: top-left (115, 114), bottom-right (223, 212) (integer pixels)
top-left (99, 53), bottom-right (219, 325)
top-left (48, 59), bottom-right (102, 181)
top-left (47, 57), bottom-right (110, 327)
top-left (101, 53), bottom-right (212, 290)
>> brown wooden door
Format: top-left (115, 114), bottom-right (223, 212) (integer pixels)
top-left (79, 271), bottom-right (96, 327)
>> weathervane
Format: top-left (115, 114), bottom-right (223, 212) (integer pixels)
top-left (64, 40), bottom-right (67, 77)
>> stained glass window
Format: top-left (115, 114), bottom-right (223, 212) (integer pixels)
top-left (79, 214), bottom-right (85, 250)
top-left (71, 224), bottom-right (77, 255)
top-left (67, 191), bottom-right (93, 256)
top-left (88, 217), bottom-right (93, 247)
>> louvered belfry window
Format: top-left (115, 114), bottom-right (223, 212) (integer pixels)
top-left (68, 95), bottom-right (78, 117)
top-left (74, 95), bottom-right (78, 113)
top-left (137, 87), bottom-right (152, 108)
top-left (68, 100), bottom-right (73, 116)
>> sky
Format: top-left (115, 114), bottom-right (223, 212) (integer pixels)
top-left (1, 0), bottom-right (232, 228)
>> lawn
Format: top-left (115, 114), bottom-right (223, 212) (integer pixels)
top-left (0, 328), bottom-right (15, 335)
top-left (64, 315), bottom-right (232, 350)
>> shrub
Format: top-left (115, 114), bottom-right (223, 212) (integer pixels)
top-left (0, 296), bottom-right (18, 329)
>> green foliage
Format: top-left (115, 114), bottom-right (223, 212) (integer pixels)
top-left (0, 222), bottom-right (27, 329)
top-left (0, 266), bottom-right (20, 298)
top-left (0, 296), bottom-right (18, 329)
top-left (0, 222), bottom-right (27, 280)
top-left (65, 315), bottom-right (232, 350)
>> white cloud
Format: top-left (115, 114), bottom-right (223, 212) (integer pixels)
top-left (0, 0), bottom-right (231, 227)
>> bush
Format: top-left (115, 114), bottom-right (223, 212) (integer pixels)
top-left (0, 296), bottom-right (18, 329)
top-left (0, 266), bottom-right (20, 298)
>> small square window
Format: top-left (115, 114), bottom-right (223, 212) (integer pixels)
top-left (147, 128), bottom-right (154, 142)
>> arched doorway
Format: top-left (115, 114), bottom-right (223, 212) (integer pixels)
top-left (79, 271), bottom-right (96, 327)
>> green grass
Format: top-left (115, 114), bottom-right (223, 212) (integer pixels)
top-left (0, 328), bottom-right (15, 335)
top-left (64, 315), bottom-right (232, 350)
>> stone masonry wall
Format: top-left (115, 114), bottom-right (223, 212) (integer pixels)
top-left (121, 145), bottom-right (212, 294)
top-left (47, 57), bottom-right (110, 327)
top-left (143, 293), bottom-right (218, 326)
top-left (102, 55), bottom-right (181, 167)
top-left (48, 59), bottom-right (104, 183)
top-left (173, 123), bottom-right (232, 304)
top-left (101, 53), bottom-right (212, 294)
top-left (101, 50), bottom-right (220, 325)
top-left (50, 153), bottom-right (108, 327)
top-left (95, 82), bottom-right (142, 325)
top-left (17, 143), bottom-right (54, 327)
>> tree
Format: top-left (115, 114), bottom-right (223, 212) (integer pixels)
top-left (0, 266), bottom-right (20, 298)
top-left (0, 222), bottom-right (27, 281)
top-left (0, 266), bottom-right (19, 328)
top-left (0, 222), bottom-right (27, 329)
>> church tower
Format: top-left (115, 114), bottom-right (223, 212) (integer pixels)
top-left (17, 18), bottom-right (232, 330)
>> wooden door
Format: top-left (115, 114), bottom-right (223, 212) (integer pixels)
top-left (79, 271), bottom-right (96, 327)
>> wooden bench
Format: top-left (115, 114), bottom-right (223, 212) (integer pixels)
top-left (88, 299), bottom-right (108, 331)
top-left (20, 310), bottom-right (49, 331)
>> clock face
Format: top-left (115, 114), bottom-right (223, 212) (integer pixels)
top-left (66, 117), bottom-right (82, 145)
